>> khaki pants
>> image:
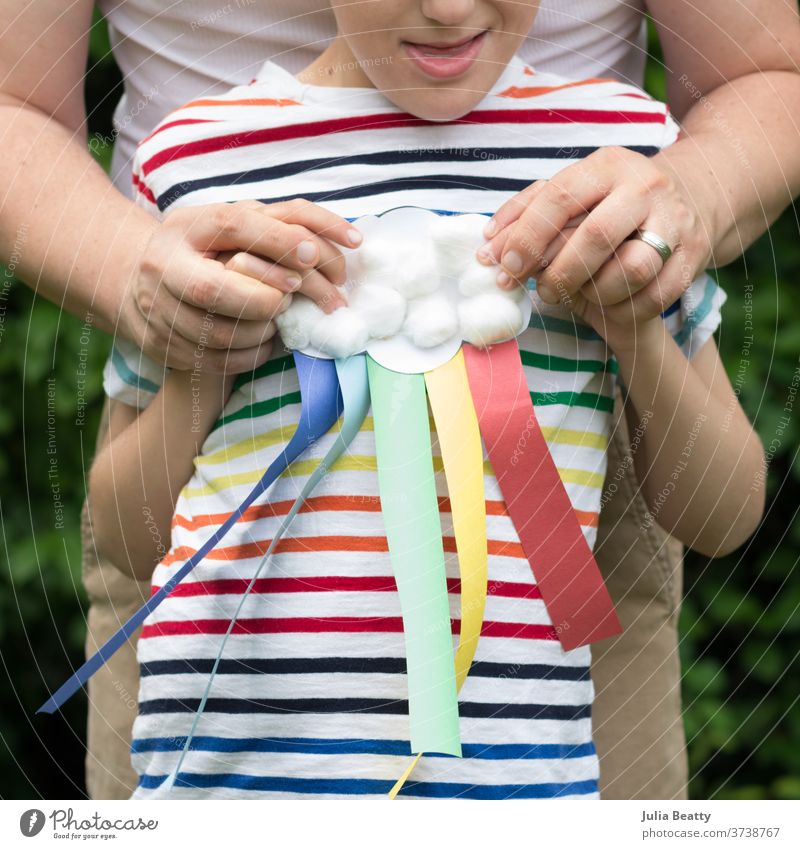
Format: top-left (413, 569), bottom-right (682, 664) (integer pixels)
top-left (81, 393), bottom-right (688, 800)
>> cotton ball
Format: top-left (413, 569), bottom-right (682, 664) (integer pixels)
top-left (348, 284), bottom-right (407, 338)
top-left (355, 235), bottom-right (399, 284)
top-left (458, 292), bottom-right (526, 348)
top-left (394, 243), bottom-right (440, 298)
top-left (403, 293), bottom-right (459, 348)
top-left (430, 214), bottom-right (486, 273)
top-left (309, 306), bottom-right (370, 358)
top-left (459, 259), bottom-right (528, 303)
top-left (275, 294), bottom-right (325, 351)
top-left (458, 260), bottom-right (503, 297)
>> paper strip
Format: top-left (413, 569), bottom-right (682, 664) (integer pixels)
top-left (388, 349), bottom-right (488, 798)
top-left (164, 354), bottom-right (371, 792)
top-left (366, 356), bottom-right (461, 757)
top-left (37, 352), bottom-right (343, 715)
top-left (424, 349), bottom-right (487, 690)
top-left (462, 340), bottom-right (621, 651)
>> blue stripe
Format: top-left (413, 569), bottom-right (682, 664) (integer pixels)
top-left (139, 657), bottom-right (590, 681)
top-left (138, 772), bottom-right (598, 799)
top-left (661, 299), bottom-right (680, 318)
top-left (159, 147), bottom-right (658, 210)
top-left (111, 344), bottom-right (161, 396)
top-left (137, 697), bottom-right (591, 721)
top-left (673, 277), bottom-right (717, 349)
top-left (132, 735), bottom-right (596, 760)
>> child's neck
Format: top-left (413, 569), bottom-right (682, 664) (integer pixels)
top-left (296, 37), bottom-right (376, 89)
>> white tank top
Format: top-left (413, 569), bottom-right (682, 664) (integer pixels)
top-left (97, 0), bottom-right (647, 194)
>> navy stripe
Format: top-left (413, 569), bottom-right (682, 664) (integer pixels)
top-left (132, 735), bottom-right (596, 760)
top-left (140, 657), bottom-right (590, 681)
top-left (160, 174), bottom-right (533, 211)
top-left (138, 697), bottom-right (591, 721)
top-left (661, 299), bottom-right (680, 318)
top-left (156, 145), bottom-right (658, 208)
top-left (138, 772), bottom-right (598, 798)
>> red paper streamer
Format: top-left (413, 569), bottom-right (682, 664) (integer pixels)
top-left (462, 340), bottom-right (621, 650)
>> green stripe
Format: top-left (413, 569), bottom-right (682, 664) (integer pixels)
top-left (111, 344), bottom-right (162, 396)
top-left (531, 390), bottom-right (613, 413)
top-left (213, 390), bottom-right (302, 431)
top-left (232, 354), bottom-right (295, 392)
top-left (527, 312), bottom-right (603, 341)
top-left (217, 387), bottom-right (611, 430)
top-left (520, 349), bottom-right (618, 375)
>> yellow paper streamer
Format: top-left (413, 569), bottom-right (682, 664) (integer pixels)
top-left (389, 348), bottom-right (489, 799)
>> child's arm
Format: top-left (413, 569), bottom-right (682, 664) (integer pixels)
top-left (88, 368), bottom-right (234, 581)
top-left (612, 319), bottom-right (766, 557)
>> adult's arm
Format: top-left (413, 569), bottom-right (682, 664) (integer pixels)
top-left (482, 0), bottom-right (800, 317)
top-left (650, 0), bottom-right (800, 263)
top-left (0, 1), bottom-right (359, 371)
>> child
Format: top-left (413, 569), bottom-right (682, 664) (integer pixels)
top-left (89, 0), bottom-right (765, 799)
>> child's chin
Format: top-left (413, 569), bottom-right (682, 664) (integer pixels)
top-left (400, 91), bottom-right (486, 122)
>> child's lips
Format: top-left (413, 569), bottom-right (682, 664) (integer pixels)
top-left (402, 31), bottom-right (488, 79)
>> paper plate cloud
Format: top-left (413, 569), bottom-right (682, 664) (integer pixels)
top-left (275, 208), bottom-right (532, 374)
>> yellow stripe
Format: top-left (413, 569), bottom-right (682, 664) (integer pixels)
top-left (197, 418), bottom-right (607, 467)
top-left (184, 455), bottom-right (604, 498)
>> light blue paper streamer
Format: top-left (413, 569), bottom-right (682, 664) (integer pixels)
top-left (163, 354), bottom-right (370, 792)
top-left (37, 352), bottom-right (343, 715)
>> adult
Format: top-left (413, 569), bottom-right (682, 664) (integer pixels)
top-left (2, 0), bottom-right (799, 800)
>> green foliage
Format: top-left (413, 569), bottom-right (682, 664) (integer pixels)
top-left (0, 10), bottom-right (797, 801)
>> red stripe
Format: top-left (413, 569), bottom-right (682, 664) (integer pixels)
top-left (141, 117), bottom-right (218, 144)
top-left (141, 108), bottom-right (667, 176)
top-left (140, 616), bottom-right (557, 640)
top-left (150, 575), bottom-right (542, 600)
top-left (132, 172), bottom-right (157, 205)
top-left (171, 494), bottom-right (598, 531)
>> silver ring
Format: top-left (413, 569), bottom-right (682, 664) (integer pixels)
top-left (635, 229), bottom-right (672, 264)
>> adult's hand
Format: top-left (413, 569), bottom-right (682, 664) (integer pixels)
top-left (125, 198), bottom-right (362, 372)
top-left (477, 146), bottom-right (709, 324)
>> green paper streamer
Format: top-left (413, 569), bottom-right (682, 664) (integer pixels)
top-left (366, 356), bottom-right (461, 757)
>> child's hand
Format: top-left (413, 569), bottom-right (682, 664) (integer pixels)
top-left (558, 281), bottom-right (665, 356)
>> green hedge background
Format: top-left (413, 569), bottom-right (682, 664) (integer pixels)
top-left (0, 12), bottom-right (797, 799)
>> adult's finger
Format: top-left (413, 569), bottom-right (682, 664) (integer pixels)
top-left (602, 251), bottom-right (693, 325)
top-left (160, 254), bottom-right (291, 319)
top-left (482, 180), bottom-right (549, 240)
top-left (136, 304), bottom-right (275, 373)
top-left (220, 245), bottom-right (345, 312)
top-left (580, 236), bottom-right (672, 306)
top-left (223, 251), bottom-right (304, 294)
top-left (534, 189), bottom-right (651, 303)
top-left (166, 300), bottom-right (284, 352)
top-left (273, 197), bottom-right (363, 247)
top-left (493, 173), bottom-right (610, 289)
top-left (175, 201), bottom-right (348, 281)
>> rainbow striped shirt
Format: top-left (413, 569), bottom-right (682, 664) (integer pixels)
top-left (104, 55), bottom-right (725, 799)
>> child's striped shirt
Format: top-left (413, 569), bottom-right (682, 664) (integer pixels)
top-left (104, 54), bottom-right (724, 799)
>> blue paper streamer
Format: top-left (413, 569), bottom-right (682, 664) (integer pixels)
top-left (163, 354), bottom-right (370, 792)
top-left (37, 352), bottom-right (343, 715)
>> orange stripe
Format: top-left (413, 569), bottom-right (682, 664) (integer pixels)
top-left (181, 97), bottom-right (301, 109)
top-left (172, 494), bottom-right (598, 531)
top-left (160, 534), bottom-right (572, 567)
top-left (498, 78), bottom-right (614, 99)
